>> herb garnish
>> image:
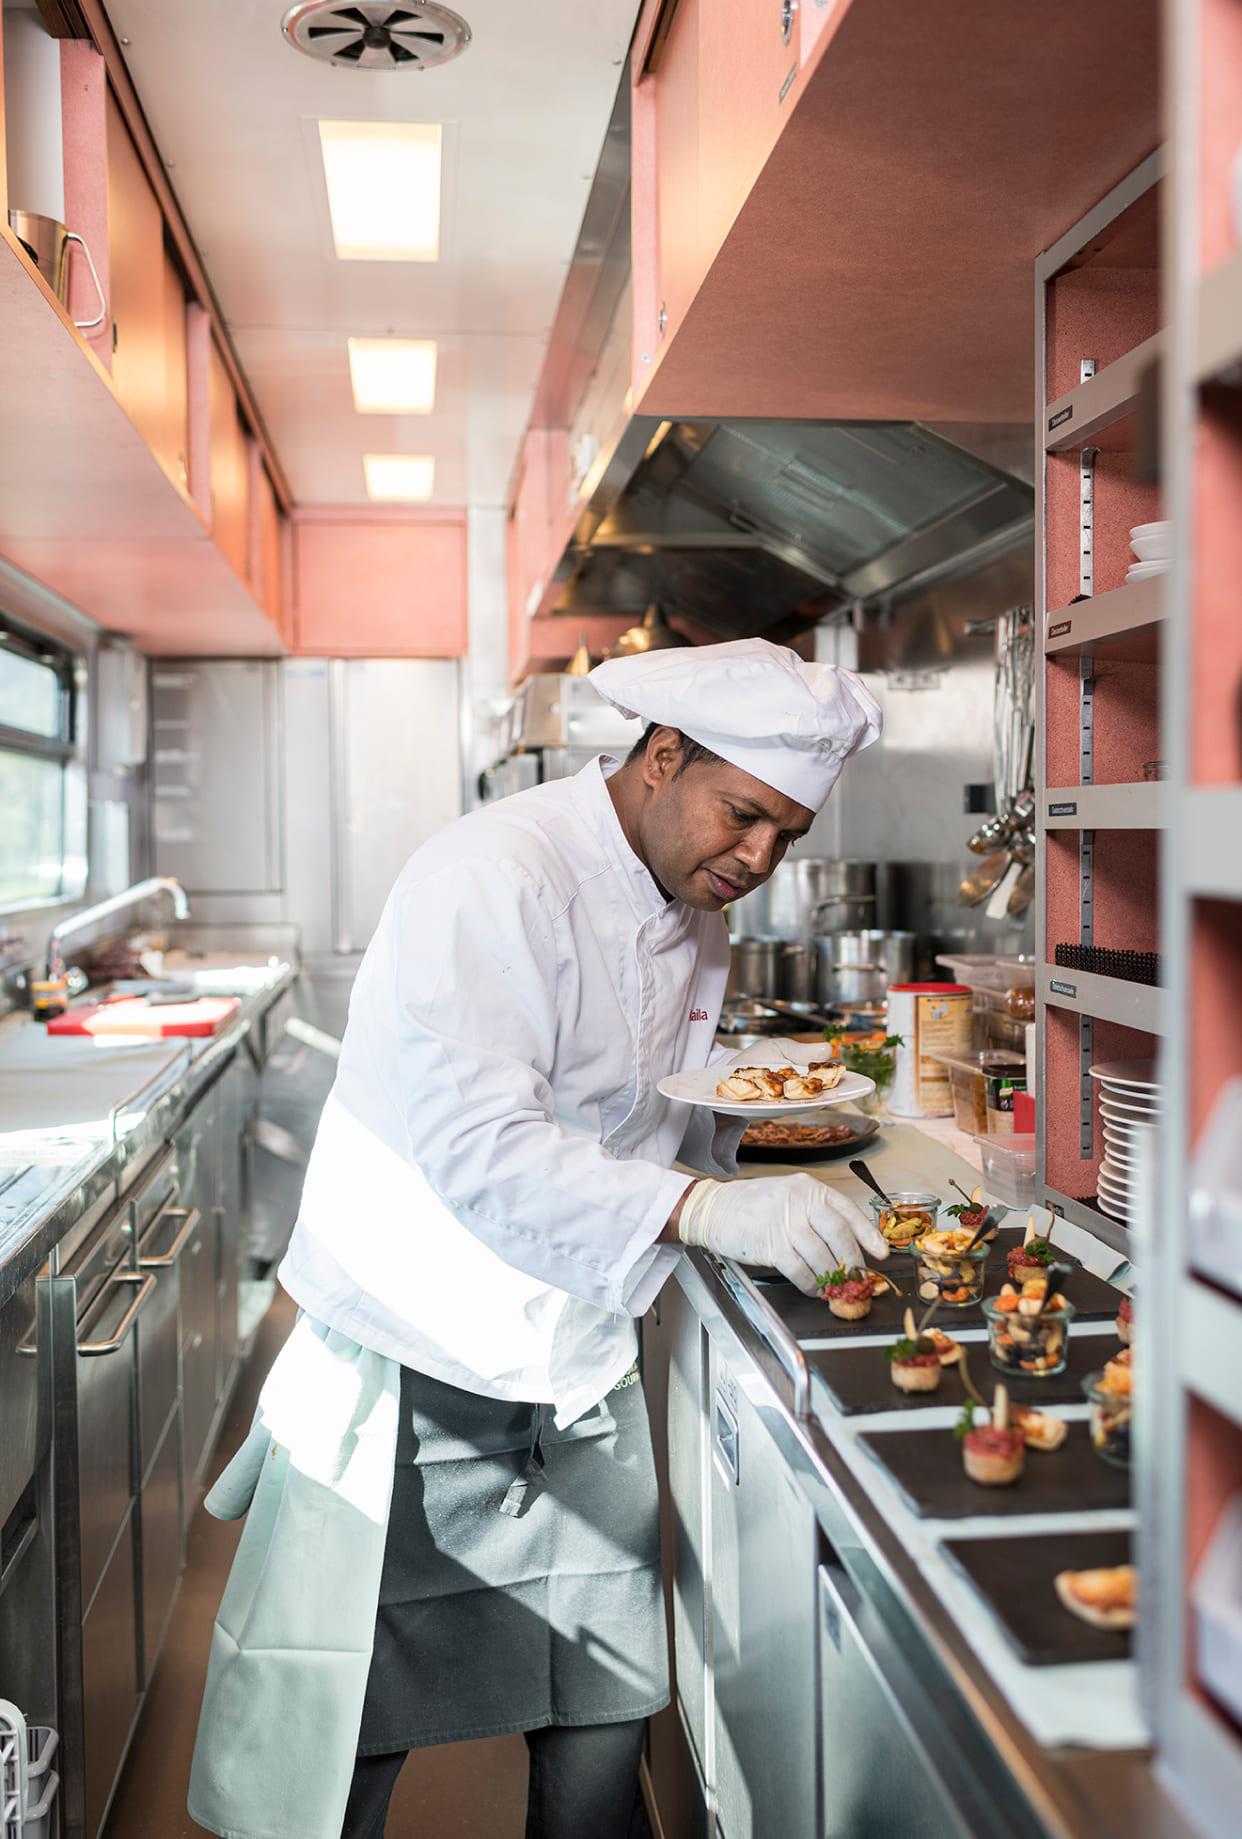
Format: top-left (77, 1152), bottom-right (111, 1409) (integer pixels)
top-left (885, 1335), bottom-right (935, 1364)
top-left (954, 1401), bottom-right (976, 1441)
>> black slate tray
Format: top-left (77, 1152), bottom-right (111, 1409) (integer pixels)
top-left (939, 1528), bottom-right (1133, 1665)
top-left (808, 1327), bottom-right (1117, 1416)
top-left (752, 1231), bottom-right (1122, 1341)
top-left (737, 1115), bottom-right (880, 1163)
top-left (858, 1420), bottom-right (1131, 1518)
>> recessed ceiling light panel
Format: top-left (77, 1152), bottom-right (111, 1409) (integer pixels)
top-left (348, 337), bottom-right (438, 413)
top-left (320, 121), bottom-right (441, 261)
top-left (364, 454), bottom-right (436, 501)
top-left (283, 2), bottom-right (471, 71)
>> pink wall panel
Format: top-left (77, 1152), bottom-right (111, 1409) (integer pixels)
top-left (1192, 399), bottom-right (1242, 783)
top-left (1045, 269), bottom-right (1160, 404)
top-left (1198, 0), bottom-right (1242, 272)
top-left (1092, 659), bottom-right (1161, 784)
top-left (59, 42), bottom-right (111, 365)
top-left (1092, 829), bottom-right (1160, 955)
top-left (1190, 902), bottom-right (1242, 1143)
top-left (293, 513), bottom-right (467, 658)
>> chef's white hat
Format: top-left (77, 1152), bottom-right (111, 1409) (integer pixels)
top-left (589, 637), bottom-right (882, 811)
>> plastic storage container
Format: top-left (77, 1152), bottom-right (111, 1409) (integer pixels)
top-left (972, 1131), bottom-right (1037, 1207)
top-left (929, 1048), bottom-right (1026, 1135)
top-left (1193, 1491), bottom-right (1242, 1731)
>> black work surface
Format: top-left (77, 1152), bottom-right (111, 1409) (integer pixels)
top-left (940, 1528), bottom-right (1133, 1665)
top-left (754, 1230), bottom-right (1121, 1341)
top-left (808, 1328), bottom-right (1116, 1416)
top-left (859, 1420), bottom-right (1131, 1518)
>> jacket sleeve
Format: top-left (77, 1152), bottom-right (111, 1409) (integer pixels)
top-left (382, 857), bottom-right (691, 1316)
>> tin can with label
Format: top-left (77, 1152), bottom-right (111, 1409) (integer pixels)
top-left (887, 982), bottom-right (973, 1117)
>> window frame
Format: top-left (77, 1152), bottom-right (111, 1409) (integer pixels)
top-left (0, 619), bottom-right (87, 916)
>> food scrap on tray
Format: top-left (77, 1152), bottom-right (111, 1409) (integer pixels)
top-left (817, 1264), bottom-right (894, 1321)
top-left (957, 1386), bottom-right (1025, 1487)
top-left (886, 1307), bottom-right (945, 1393)
top-left (1010, 1405), bottom-right (1068, 1452)
top-left (1054, 1565), bottom-right (1137, 1631)
top-left (716, 1062), bottom-right (846, 1103)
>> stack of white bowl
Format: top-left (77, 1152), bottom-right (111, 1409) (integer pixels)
top-left (1091, 1058), bottom-right (1161, 1223)
top-left (1126, 520), bottom-right (1171, 582)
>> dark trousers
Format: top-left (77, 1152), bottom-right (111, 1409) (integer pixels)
top-left (341, 1719), bottom-right (652, 1839)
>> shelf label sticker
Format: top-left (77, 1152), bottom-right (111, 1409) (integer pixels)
top-left (1048, 801), bottom-right (1078, 817)
top-left (1050, 979), bottom-right (1078, 998)
top-left (1048, 619), bottom-right (1072, 639)
top-left (1048, 405), bottom-right (1074, 431)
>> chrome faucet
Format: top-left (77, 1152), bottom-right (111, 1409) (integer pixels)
top-left (46, 877), bottom-right (190, 980)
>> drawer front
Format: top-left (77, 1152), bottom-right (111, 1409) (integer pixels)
top-left (181, 1325), bottom-right (216, 1499)
top-left (82, 1506), bottom-right (139, 1839)
top-left (76, 1281), bottom-right (142, 1611)
top-left (136, 1263), bottom-right (180, 1480)
top-left (0, 1276), bottom-right (40, 1530)
top-left (180, 1208), bottom-right (217, 1352)
top-left (140, 1411), bottom-right (183, 1680)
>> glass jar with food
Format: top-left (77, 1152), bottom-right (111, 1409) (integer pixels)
top-left (1083, 1350), bottom-right (1132, 1468)
top-left (869, 1190), bottom-right (940, 1250)
top-left (821, 1025), bottom-right (904, 1114)
top-left (907, 1224), bottom-right (991, 1307)
top-left (982, 1283), bottom-right (1075, 1377)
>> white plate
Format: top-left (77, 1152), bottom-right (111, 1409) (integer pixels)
top-left (1130, 520), bottom-right (1171, 540)
top-left (1098, 1170), bottom-right (1136, 1199)
top-left (1099, 1094), bottom-right (1160, 1118)
top-left (1101, 1140), bottom-right (1141, 1168)
top-left (1125, 560), bottom-right (1169, 580)
top-left (1090, 1059), bottom-right (1160, 1091)
top-left (1096, 1189), bottom-right (1131, 1222)
top-left (659, 1052), bottom-right (875, 1119)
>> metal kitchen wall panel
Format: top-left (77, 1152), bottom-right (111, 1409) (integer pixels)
top-left (331, 658), bottom-right (462, 952)
top-left (151, 662), bottom-right (282, 898)
top-left (281, 658), bottom-right (335, 955)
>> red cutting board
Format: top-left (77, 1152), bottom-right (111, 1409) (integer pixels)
top-left (48, 996), bottom-right (240, 1038)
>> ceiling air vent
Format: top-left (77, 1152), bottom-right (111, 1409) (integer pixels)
top-left (281, 2), bottom-right (471, 70)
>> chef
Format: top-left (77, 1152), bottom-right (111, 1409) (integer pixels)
top-left (188, 637), bottom-right (885, 1839)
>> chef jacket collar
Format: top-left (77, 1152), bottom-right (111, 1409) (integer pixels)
top-left (571, 756), bottom-right (690, 928)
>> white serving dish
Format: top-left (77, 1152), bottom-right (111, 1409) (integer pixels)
top-left (1099, 1094), bottom-right (1160, 1120)
top-left (659, 1046), bottom-right (874, 1119)
top-left (1129, 519), bottom-right (1171, 562)
top-left (1091, 1059), bottom-right (1160, 1092)
top-left (1125, 559), bottom-right (1169, 581)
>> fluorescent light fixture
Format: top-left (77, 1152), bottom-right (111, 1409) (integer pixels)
top-left (348, 337), bottom-right (438, 414)
top-left (364, 454), bottom-right (435, 501)
top-left (319, 120), bottom-right (442, 261)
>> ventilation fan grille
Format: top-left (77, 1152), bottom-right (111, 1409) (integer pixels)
top-left (282, 3), bottom-right (471, 70)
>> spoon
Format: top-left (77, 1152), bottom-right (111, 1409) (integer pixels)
top-left (849, 1159), bottom-right (894, 1209)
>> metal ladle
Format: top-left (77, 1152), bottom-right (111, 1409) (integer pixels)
top-left (959, 850), bottom-right (1011, 907)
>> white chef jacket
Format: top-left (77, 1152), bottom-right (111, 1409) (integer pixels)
top-left (279, 755), bottom-right (736, 1426)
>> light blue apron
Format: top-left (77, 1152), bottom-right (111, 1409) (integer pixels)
top-left (187, 1316), bottom-right (400, 1839)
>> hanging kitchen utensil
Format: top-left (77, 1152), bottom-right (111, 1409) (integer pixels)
top-left (959, 851), bottom-right (1010, 908)
top-left (1007, 860), bottom-right (1036, 917)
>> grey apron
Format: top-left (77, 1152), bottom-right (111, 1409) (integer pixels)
top-left (356, 1362), bottom-right (670, 1753)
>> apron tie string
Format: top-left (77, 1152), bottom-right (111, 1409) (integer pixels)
top-left (500, 1403), bottom-right (547, 1518)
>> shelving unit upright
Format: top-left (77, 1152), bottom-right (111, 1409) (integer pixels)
top-left (1034, 151), bottom-right (1165, 1265)
top-left (1147, 0), bottom-right (1242, 1827)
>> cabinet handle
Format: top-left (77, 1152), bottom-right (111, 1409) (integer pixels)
top-left (658, 301), bottom-right (668, 338)
top-left (64, 230), bottom-right (107, 331)
top-left (139, 1205), bottom-right (201, 1269)
top-left (780, 0), bottom-right (797, 44)
top-left (77, 1272), bottom-right (155, 1356)
top-left (714, 1390), bottom-right (740, 1486)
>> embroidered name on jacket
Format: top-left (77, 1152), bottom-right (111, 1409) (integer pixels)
top-left (688, 1009), bottom-right (709, 1022)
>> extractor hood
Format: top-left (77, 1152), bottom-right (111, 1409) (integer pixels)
top-left (548, 415), bottom-right (1034, 643)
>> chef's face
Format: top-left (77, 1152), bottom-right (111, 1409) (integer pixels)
top-left (637, 728), bottom-right (815, 910)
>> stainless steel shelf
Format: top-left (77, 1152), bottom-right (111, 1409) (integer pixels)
top-left (1044, 331), bottom-right (1162, 451)
top-left (1040, 964), bottom-right (1164, 1034)
top-left (1185, 787), bottom-right (1242, 899)
top-left (1044, 575), bottom-right (1165, 661)
top-left (1045, 782), bottom-right (1166, 829)
top-left (1042, 1186), bottom-right (1133, 1257)
top-left (1197, 249), bottom-right (1242, 387)
top-left (1182, 1279), bottom-right (1242, 1426)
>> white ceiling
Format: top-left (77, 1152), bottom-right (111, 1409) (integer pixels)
top-left (105, 0), bottom-right (640, 508)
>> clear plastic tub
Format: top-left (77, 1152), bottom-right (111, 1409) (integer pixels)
top-left (927, 1048), bottom-right (1026, 1135)
top-left (972, 1131), bottom-right (1037, 1207)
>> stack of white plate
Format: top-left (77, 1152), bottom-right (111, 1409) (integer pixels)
top-left (1090, 1058), bottom-right (1162, 1222)
top-left (1126, 520), bottom-right (1171, 582)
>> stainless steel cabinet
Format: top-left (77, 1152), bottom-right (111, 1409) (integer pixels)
top-left (0, 1277), bottom-right (56, 1739)
top-left (80, 1508), bottom-right (139, 1839)
top-left (709, 1345), bottom-right (819, 1839)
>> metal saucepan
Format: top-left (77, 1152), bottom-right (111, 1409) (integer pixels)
top-left (724, 936), bottom-right (785, 1000)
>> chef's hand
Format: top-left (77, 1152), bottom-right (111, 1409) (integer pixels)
top-left (674, 1173), bottom-right (889, 1295)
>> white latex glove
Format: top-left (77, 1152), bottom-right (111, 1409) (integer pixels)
top-left (677, 1173), bottom-right (889, 1296)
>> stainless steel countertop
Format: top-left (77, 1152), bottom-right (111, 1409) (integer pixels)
top-left (0, 956), bottom-right (297, 1307)
top-left (675, 1135), bottom-right (1177, 1839)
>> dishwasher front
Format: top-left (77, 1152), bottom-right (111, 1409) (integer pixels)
top-left (709, 1342), bottom-right (819, 1839)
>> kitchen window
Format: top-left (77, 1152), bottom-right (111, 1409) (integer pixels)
top-left (0, 623), bottom-right (85, 911)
